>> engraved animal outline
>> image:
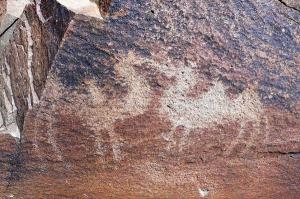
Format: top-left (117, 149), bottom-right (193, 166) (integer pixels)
top-left (227, 113), bottom-right (271, 156)
top-left (86, 52), bottom-right (152, 161)
top-left (40, 52), bottom-right (270, 161)
top-left (30, 51), bottom-right (151, 162)
top-left (158, 63), bottom-right (267, 155)
top-left (91, 57), bottom-right (269, 158)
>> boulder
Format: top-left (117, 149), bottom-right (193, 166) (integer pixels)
top-left (0, 0), bottom-right (300, 198)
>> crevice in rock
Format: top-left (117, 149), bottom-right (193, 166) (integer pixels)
top-left (277, 0), bottom-right (300, 13)
top-left (0, 18), bottom-right (19, 38)
top-left (282, 12), bottom-right (300, 25)
top-left (0, 0), bottom-right (75, 139)
top-left (262, 150), bottom-right (300, 158)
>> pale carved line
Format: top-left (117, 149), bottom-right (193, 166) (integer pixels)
top-left (224, 121), bottom-right (247, 156)
top-left (46, 111), bottom-right (63, 161)
top-left (263, 115), bottom-right (270, 144)
top-left (244, 120), bottom-right (261, 153)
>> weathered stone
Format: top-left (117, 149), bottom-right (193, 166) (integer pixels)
top-left (281, 0), bottom-right (300, 10)
top-left (0, 0), bottom-right (74, 138)
top-left (57, 0), bottom-right (102, 18)
top-left (0, 0), bottom-right (6, 25)
top-left (0, 0), bottom-right (300, 198)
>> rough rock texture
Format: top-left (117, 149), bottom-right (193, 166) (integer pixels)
top-left (56, 0), bottom-right (102, 18)
top-left (0, 0), bottom-right (6, 25)
top-left (282, 0), bottom-right (300, 10)
top-left (0, 0), bottom-right (300, 198)
top-left (0, 0), bottom-right (74, 136)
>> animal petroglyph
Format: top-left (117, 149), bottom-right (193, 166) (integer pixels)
top-left (81, 52), bottom-right (266, 160)
top-left (263, 116), bottom-right (270, 144)
top-left (224, 121), bottom-right (249, 156)
top-left (86, 52), bottom-right (151, 161)
top-left (159, 63), bottom-right (264, 154)
top-left (225, 115), bottom-right (271, 156)
top-left (46, 117), bottom-right (63, 162)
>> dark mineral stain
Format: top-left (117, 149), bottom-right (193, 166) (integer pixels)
top-left (90, 0), bottom-right (112, 17)
top-left (55, 0), bottom-right (300, 112)
top-left (53, 15), bottom-right (150, 90)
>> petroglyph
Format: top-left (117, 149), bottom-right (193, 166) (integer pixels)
top-left (46, 112), bottom-right (63, 161)
top-left (224, 121), bottom-right (247, 156)
top-left (86, 52), bottom-right (151, 161)
top-left (159, 63), bottom-right (263, 154)
top-left (161, 131), bottom-right (176, 151)
top-left (30, 81), bottom-right (62, 163)
top-left (225, 115), bottom-right (272, 156)
top-left (84, 52), bottom-right (266, 159)
top-left (263, 116), bottom-right (270, 144)
top-left (160, 68), bottom-right (262, 129)
top-left (32, 116), bottom-right (43, 163)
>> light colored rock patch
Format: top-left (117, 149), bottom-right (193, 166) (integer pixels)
top-left (198, 188), bottom-right (209, 197)
top-left (87, 51), bottom-right (151, 161)
top-left (23, 15), bottom-right (39, 109)
top-left (0, 121), bottom-right (19, 138)
top-left (158, 62), bottom-right (262, 151)
top-left (82, 53), bottom-right (263, 158)
top-left (1, 0), bottom-right (32, 49)
top-left (57, 0), bottom-right (102, 19)
top-left (3, 58), bottom-right (17, 113)
top-left (0, 58), bottom-right (19, 138)
top-left (35, 0), bottom-right (46, 23)
top-left (7, 0), bottom-right (31, 18)
top-left (161, 75), bottom-right (262, 129)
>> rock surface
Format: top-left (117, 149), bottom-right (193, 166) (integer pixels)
top-left (57, 0), bottom-right (102, 19)
top-left (0, 0), bottom-right (6, 25)
top-left (0, 0), bottom-right (300, 198)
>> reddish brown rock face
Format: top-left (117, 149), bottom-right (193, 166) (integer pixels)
top-left (0, 0), bottom-right (300, 198)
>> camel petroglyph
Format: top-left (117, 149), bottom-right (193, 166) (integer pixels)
top-left (158, 62), bottom-right (264, 155)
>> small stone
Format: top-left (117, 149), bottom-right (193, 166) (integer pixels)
top-left (198, 188), bottom-right (209, 197)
